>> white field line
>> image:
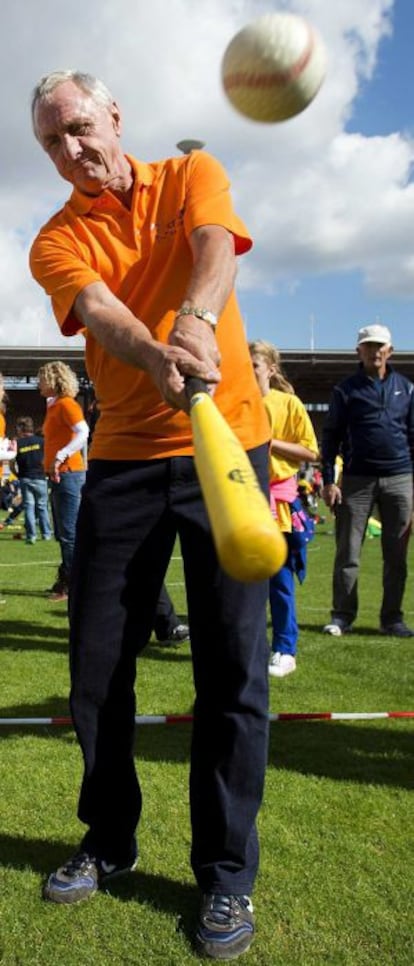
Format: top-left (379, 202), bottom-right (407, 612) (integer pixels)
top-left (0, 560), bottom-right (56, 568)
top-left (1, 560), bottom-right (413, 619)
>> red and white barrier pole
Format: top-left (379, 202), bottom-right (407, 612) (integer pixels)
top-left (0, 711), bottom-right (412, 727)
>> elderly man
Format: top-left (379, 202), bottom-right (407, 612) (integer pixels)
top-left (321, 323), bottom-right (414, 638)
top-left (29, 70), bottom-right (270, 960)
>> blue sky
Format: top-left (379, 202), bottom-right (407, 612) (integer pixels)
top-left (0, 0), bottom-right (413, 352)
top-left (242, 0), bottom-right (414, 350)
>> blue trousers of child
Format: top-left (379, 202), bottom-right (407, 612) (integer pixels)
top-left (269, 563), bottom-right (298, 656)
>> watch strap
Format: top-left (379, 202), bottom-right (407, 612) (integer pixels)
top-left (176, 305), bottom-right (218, 328)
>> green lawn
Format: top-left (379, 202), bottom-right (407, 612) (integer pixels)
top-left (0, 516), bottom-right (413, 965)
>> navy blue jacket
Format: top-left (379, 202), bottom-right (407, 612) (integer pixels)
top-left (322, 364), bottom-right (414, 483)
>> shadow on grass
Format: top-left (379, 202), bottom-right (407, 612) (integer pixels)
top-left (1, 589), bottom-right (56, 598)
top-left (0, 694), bottom-right (72, 723)
top-left (0, 620), bottom-right (68, 651)
top-left (268, 721), bottom-right (414, 790)
top-left (1, 708), bottom-right (412, 791)
top-left (300, 622), bottom-right (392, 637)
top-left (109, 868), bottom-right (198, 935)
top-left (143, 644), bottom-right (192, 665)
top-left (0, 832), bottom-right (199, 941)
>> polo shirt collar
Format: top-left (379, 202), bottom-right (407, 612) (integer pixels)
top-left (68, 154), bottom-right (154, 214)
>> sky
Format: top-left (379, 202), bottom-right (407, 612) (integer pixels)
top-left (0, 0), bottom-right (413, 353)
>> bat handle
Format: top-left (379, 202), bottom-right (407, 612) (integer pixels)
top-left (185, 376), bottom-right (209, 400)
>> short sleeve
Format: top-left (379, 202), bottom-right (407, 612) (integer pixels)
top-left (183, 151), bottom-right (252, 255)
top-left (30, 218), bottom-right (100, 336)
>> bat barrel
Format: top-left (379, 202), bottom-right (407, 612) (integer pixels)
top-left (188, 388), bottom-right (288, 581)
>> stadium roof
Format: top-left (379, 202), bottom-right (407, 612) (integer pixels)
top-left (1, 346), bottom-right (88, 381)
top-left (1, 346), bottom-right (414, 402)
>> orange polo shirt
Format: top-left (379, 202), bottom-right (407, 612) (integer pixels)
top-left (30, 150), bottom-right (269, 460)
top-left (43, 396), bottom-right (85, 472)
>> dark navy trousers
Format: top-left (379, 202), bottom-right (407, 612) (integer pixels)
top-left (69, 448), bottom-right (270, 894)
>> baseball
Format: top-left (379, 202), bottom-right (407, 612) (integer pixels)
top-left (221, 12), bottom-right (327, 123)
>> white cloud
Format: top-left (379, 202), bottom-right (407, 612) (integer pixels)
top-left (1, 0), bottom-right (412, 346)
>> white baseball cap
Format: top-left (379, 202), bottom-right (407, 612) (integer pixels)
top-left (357, 324), bottom-right (392, 346)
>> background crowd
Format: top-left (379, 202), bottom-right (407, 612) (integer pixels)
top-left (2, 317), bottom-right (413, 650)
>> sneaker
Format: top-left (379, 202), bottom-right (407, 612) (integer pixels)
top-left (196, 894), bottom-right (254, 960)
top-left (44, 849), bottom-right (137, 904)
top-left (48, 580), bottom-right (65, 593)
top-left (25, 537), bottom-right (36, 545)
top-left (380, 621), bottom-right (414, 638)
top-left (268, 652), bottom-right (296, 678)
top-left (48, 566), bottom-right (69, 594)
top-left (322, 620), bottom-right (352, 636)
top-left (47, 575), bottom-right (69, 600)
top-left (48, 590), bottom-right (69, 602)
top-left (158, 623), bottom-right (190, 646)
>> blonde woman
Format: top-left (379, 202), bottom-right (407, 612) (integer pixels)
top-left (38, 362), bottom-right (89, 600)
top-left (249, 341), bottom-right (318, 677)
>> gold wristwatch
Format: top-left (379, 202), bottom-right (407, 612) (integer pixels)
top-left (176, 305), bottom-right (218, 328)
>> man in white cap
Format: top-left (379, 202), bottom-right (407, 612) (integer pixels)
top-left (321, 323), bottom-right (414, 637)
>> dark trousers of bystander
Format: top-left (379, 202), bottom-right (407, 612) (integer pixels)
top-left (331, 472), bottom-right (413, 627)
top-left (153, 582), bottom-right (184, 641)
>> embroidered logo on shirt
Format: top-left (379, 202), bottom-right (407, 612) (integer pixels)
top-left (151, 205), bottom-right (186, 240)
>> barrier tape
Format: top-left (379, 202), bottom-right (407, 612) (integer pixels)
top-left (0, 711), bottom-right (413, 727)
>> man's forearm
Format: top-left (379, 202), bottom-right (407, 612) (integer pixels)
top-left (182, 225), bottom-right (237, 318)
top-left (271, 439), bottom-right (318, 463)
top-left (74, 283), bottom-right (160, 371)
top-left (74, 279), bottom-right (220, 413)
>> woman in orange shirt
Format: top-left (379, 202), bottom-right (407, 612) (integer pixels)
top-left (38, 362), bottom-right (89, 600)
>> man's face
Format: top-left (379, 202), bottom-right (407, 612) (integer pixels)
top-left (34, 80), bottom-right (123, 195)
top-left (357, 341), bottom-right (392, 376)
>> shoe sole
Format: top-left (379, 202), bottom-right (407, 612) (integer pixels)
top-left (323, 626), bottom-right (352, 636)
top-left (269, 666), bottom-right (296, 677)
top-left (43, 881), bottom-right (98, 904)
top-left (195, 931), bottom-right (254, 961)
top-left (43, 859), bottom-right (138, 904)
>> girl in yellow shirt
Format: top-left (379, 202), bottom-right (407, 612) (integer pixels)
top-left (249, 341), bottom-right (318, 677)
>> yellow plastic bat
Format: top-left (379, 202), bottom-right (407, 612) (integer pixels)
top-left (187, 379), bottom-right (287, 582)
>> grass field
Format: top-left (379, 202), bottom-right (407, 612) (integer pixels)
top-left (0, 515), bottom-right (413, 965)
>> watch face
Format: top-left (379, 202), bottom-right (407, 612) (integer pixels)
top-left (199, 310), bottom-right (217, 326)
top-left (177, 306), bottom-right (217, 326)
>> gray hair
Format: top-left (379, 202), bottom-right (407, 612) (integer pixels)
top-left (31, 70), bottom-right (114, 137)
